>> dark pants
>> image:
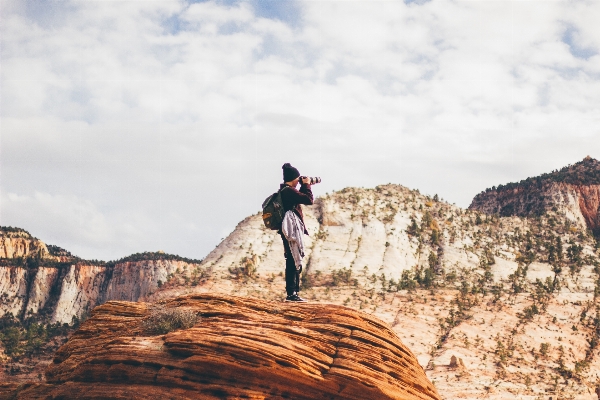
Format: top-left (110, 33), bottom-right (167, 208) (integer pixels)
top-left (280, 232), bottom-right (301, 296)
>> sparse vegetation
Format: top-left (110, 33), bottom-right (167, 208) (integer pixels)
top-left (0, 226), bottom-right (32, 236)
top-left (0, 315), bottom-right (79, 361)
top-left (46, 245), bottom-right (73, 258)
top-left (483, 157), bottom-right (600, 192)
top-left (229, 255), bottom-right (258, 280)
top-left (330, 267), bottom-right (357, 287)
top-left (107, 251), bottom-right (203, 267)
top-left (141, 305), bottom-right (199, 335)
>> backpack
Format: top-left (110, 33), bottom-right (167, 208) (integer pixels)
top-left (261, 187), bottom-right (289, 230)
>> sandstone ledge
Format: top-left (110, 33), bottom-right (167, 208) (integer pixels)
top-left (2, 293), bottom-right (439, 400)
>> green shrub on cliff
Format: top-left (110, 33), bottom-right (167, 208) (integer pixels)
top-left (107, 252), bottom-right (204, 267)
top-left (229, 255), bottom-right (258, 280)
top-left (0, 226), bottom-right (32, 236)
top-left (47, 244), bottom-right (74, 258)
top-left (483, 156), bottom-right (600, 193)
top-left (0, 317), bottom-right (72, 359)
top-left (0, 326), bottom-right (22, 356)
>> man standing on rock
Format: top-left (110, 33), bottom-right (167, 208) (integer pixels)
top-left (279, 163), bottom-right (313, 302)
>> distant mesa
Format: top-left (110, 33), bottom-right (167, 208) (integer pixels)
top-left (1, 294), bottom-right (440, 400)
top-left (469, 157), bottom-right (600, 235)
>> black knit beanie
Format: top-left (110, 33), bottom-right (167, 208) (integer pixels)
top-left (282, 163), bottom-right (300, 182)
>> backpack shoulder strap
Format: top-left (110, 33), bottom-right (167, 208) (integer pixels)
top-left (278, 185), bottom-right (292, 195)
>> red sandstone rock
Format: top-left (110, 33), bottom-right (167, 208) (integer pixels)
top-left (470, 181), bottom-right (600, 234)
top-left (2, 293), bottom-right (440, 400)
top-left (469, 157), bottom-right (600, 235)
top-left (575, 184), bottom-right (600, 233)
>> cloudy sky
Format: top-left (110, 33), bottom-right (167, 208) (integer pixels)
top-left (1, 0), bottom-right (599, 261)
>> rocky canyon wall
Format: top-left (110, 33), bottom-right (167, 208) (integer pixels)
top-left (0, 235), bottom-right (200, 324)
top-left (575, 184), bottom-right (600, 235)
top-left (470, 182), bottom-right (600, 234)
top-left (0, 231), bottom-right (48, 259)
top-left (469, 156), bottom-right (600, 235)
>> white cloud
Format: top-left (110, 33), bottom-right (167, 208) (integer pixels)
top-left (1, 191), bottom-right (142, 259)
top-left (1, 0), bottom-right (599, 259)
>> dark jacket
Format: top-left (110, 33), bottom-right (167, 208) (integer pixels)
top-left (279, 183), bottom-right (313, 235)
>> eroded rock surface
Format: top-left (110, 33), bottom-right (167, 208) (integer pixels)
top-left (0, 230), bottom-right (48, 259)
top-left (0, 236), bottom-right (201, 323)
top-left (3, 293), bottom-right (440, 400)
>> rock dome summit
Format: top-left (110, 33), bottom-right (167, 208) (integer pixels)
top-left (0, 293), bottom-right (440, 400)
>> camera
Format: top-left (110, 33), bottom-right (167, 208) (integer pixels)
top-left (301, 176), bottom-right (321, 185)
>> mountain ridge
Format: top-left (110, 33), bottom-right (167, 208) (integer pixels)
top-left (470, 156), bottom-right (600, 236)
top-left (2, 159), bottom-right (600, 398)
top-left (487, 156), bottom-right (600, 191)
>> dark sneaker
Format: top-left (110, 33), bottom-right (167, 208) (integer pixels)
top-left (285, 293), bottom-right (307, 302)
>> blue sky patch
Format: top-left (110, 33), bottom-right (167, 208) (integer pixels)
top-left (404, 0), bottom-right (433, 5)
top-left (562, 25), bottom-right (597, 60)
top-left (20, 0), bottom-right (77, 28)
top-left (162, 14), bottom-right (183, 35)
top-left (250, 0), bottom-right (302, 27)
top-left (187, 0), bottom-right (302, 27)
top-left (163, 1), bottom-right (302, 36)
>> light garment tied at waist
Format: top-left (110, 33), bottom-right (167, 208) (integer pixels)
top-left (282, 210), bottom-right (305, 270)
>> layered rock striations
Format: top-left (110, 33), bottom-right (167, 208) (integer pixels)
top-left (469, 156), bottom-right (600, 235)
top-left (2, 294), bottom-right (440, 400)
